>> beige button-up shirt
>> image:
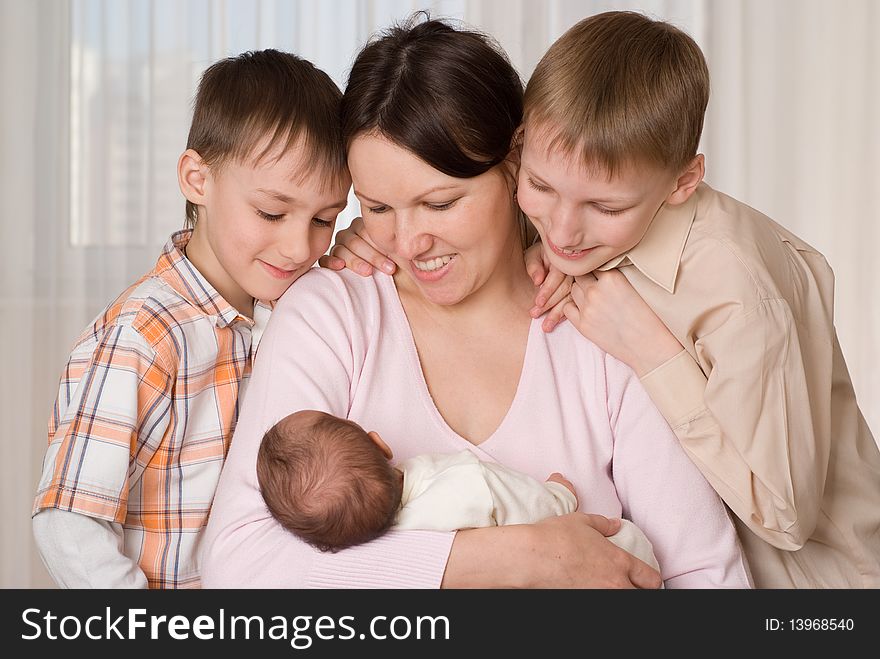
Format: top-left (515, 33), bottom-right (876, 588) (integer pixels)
top-left (600, 182), bottom-right (880, 588)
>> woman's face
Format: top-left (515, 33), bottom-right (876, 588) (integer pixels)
top-left (348, 132), bottom-right (522, 307)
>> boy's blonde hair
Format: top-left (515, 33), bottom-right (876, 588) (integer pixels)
top-left (523, 11), bottom-right (709, 176)
top-left (185, 49), bottom-right (347, 228)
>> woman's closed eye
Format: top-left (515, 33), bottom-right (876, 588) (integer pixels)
top-left (424, 199), bottom-right (459, 211)
top-left (312, 217), bottom-right (334, 228)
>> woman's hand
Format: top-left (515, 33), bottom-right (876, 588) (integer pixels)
top-left (525, 243), bottom-right (572, 332)
top-left (564, 270), bottom-right (684, 377)
top-left (443, 512), bottom-right (662, 589)
top-left (318, 217), bottom-right (397, 276)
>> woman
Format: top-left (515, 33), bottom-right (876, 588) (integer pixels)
top-left (201, 16), bottom-right (750, 588)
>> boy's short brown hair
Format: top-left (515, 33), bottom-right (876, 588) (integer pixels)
top-left (523, 11), bottom-right (709, 175)
top-left (185, 49), bottom-right (347, 227)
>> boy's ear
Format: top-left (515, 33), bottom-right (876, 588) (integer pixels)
top-left (502, 127), bottom-right (524, 182)
top-left (666, 154), bottom-right (705, 206)
top-left (178, 149), bottom-right (209, 205)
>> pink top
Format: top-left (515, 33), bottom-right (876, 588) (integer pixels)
top-left (201, 269), bottom-right (752, 589)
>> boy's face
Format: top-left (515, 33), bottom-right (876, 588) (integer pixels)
top-left (517, 128), bottom-right (678, 277)
top-left (194, 142), bottom-right (350, 308)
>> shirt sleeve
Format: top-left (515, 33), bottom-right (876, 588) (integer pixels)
top-left (33, 508), bottom-right (148, 588)
top-left (33, 324), bottom-right (173, 523)
top-left (639, 299), bottom-right (830, 549)
top-left (607, 354), bottom-right (753, 588)
top-left (200, 272), bottom-right (454, 589)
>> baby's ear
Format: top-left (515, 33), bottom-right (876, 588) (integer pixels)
top-left (177, 149), bottom-right (209, 204)
top-left (367, 431), bottom-right (394, 460)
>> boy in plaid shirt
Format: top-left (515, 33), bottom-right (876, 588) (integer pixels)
top-left (32, 49), bottom-right (350, 588)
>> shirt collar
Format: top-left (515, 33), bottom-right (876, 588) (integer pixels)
top-left (596, 184), bottom-right (699, 293)
top-left (154, 229), bottom-right (248, 329)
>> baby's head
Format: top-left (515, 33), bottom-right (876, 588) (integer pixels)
top-left (518, 11), bottom-right (709, 277)
top-left (256, 410), bottom-right (402, 552)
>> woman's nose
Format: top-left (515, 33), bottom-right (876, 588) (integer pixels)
top-left (393, 213), bottom-right (433, 260)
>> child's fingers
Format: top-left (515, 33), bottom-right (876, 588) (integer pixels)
top-left (328, 245), bottom-right (374, 277)
top-left (524, 244), bottom-right (548, 286)
top-left (562, 298), bottom-right (580, 325)
top-left (332, 236), bottom-right (395, 275)
top-left (530, 270), bottom-right (570, 317)
top-left (570, 279), bottom-right (587, 307)
top-left (541, 295), bottom-right (571, 333)
top-left (317, 254), bottom-right (345, 271)
top-left (540, 271), bottom-right (573, 310)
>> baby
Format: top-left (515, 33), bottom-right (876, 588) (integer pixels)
top-left (256, 410), bottom-right (660, 571)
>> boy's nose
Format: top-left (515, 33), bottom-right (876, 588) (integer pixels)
top-left (278, 217), bottom-right (314, 264)
top-left (549, 204), bottom-right (584, 248)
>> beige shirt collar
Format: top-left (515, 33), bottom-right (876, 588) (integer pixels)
top-left (597, 186), bottom-right (699, 293)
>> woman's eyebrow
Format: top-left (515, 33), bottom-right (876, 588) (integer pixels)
top-left (354, 185), bottom-right (462, 205)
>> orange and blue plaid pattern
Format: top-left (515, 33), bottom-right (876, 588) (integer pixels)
top-left (34, 230), bottom-right (270, 588)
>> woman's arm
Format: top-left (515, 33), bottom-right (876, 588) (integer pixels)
top-left (443, 514), bottom-right (662, 588)
top-left (607, 354), bottom-right (753, 589)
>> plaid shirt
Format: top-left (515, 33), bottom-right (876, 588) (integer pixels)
top-left (34, 230), bottom-right (271, 588)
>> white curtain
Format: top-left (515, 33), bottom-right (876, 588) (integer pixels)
top-left (2, 0), bottom-right (877, 587)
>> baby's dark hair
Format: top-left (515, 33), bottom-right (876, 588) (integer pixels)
top-left (256, 411), bottom-right (403, 552)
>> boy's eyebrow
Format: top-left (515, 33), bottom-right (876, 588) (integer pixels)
top-left (523, 167), bottom-right (552, 187)
top-left (523, 167), bottom-right (637, 205)
top-left (353, 185), bottom-right (461, 205)
top-left (255, 188), bottom-right (295, 204)
top-left (255, 188), bottom-right (347, 213)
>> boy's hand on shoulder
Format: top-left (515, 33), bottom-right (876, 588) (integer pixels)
top-left (526, 244), bottom-right (572, 331)
top-left (318, 217), bottom-right (397, 277)
top-left (564, 270), bottom-right (683, 376)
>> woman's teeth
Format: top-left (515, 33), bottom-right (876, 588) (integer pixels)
top-left (414, 255), bottom-right (454, 272)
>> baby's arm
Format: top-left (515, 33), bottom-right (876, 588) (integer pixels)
top-left (480, 462), bottom-right (578, 525)
top-left (33, 509), bottom-right (147, 588)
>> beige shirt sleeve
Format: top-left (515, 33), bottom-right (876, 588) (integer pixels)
top-left (640, 298), bottom-right (830, 550)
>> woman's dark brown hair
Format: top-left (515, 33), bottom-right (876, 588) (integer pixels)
top-left (341, 12), bottom-right (523, 180)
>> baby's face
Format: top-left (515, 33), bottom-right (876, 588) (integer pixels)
top-left (517, 126), bottom-right (679, 277)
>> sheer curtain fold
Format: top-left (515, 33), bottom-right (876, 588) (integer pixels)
top-left (1, 0), bottom-right (877, 587)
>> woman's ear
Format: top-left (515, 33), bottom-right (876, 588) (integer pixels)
top-left (178, 149), bottom-right (209, 205)
top-left (666, 154), bottom-right (705, 206)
